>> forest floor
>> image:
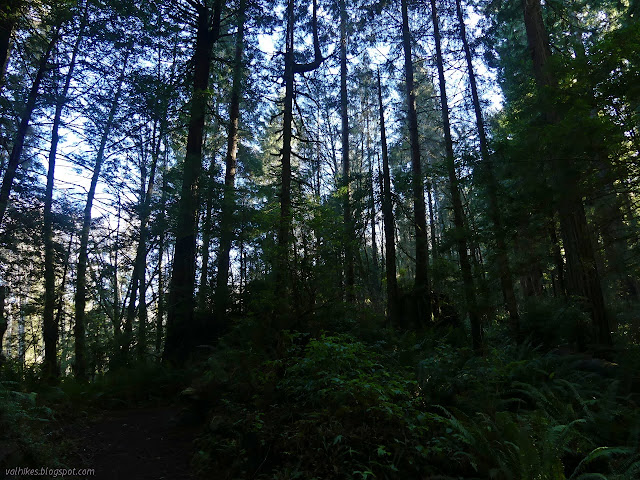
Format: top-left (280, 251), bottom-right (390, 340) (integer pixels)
top-left (58, 406), bottom-right (201, 480)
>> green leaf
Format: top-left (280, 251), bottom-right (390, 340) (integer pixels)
top-left (353, 470), bottom-right (375, 479)
top-left (569, 446), bottom-right (634, 479)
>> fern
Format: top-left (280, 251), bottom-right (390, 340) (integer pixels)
top-left (570, 446), bottom-right (634, 479)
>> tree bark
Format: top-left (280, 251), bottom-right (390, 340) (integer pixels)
top-left (377, 70), bottom-right (400, 326)
top-left (431, 0), bottom-right (482, 352)
top-left (568, 22), bottom-right (638, 303)
top-left (136, 123), bottom-right (164, 361)
top-left (156, 146), bottom-right (168, 354)
top-left (137, 245), bottom-right (148, 361)
top-left (164, 0), bottom-right (223, 363)
top-left (124, 124), bottom-right (161, 363)
top-left (276, 8), bottom-right (294, 306)
top-left (43, 14), bottom-right (85, 380)
top-left (401, 0), bottom-right (431, 326)
top-left (0, 0), bottom-right (21, 88)
top-left (0, 30), bottom-right (58, 228)
top-left (427, 179), bottom-right (437, 261)
top-left (367, 114), bottom-right (379, 292)
top-left (521, 0), bottom-right (611, 346)
top-left (340, 0), bottom-right (355, 302)
top-left (549, 220), bottom-right (566, 297)
top-left (276, 0), bottom-right (325, 320)
top-left (0, 286), bottom-right (6, 356)
top-left (55, 233), bottom-right (74, 347)
top-left (111, 195), bottom-right (123, 364)
top-left (74, 52), bottom-right (129, 380)
top-left (455, 0), bottom-right (519, 333)
top-left (215, 0), bottom-right (246, 326)
top-left (599, 199), bottom-right (639, 300)
top-left (198, 159), bottom-right (215, 311)
top-left (378, 155), bottom-right (385, 270)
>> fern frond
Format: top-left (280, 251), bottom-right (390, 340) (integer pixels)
top-left (569, 446), bottom-right (634, 479)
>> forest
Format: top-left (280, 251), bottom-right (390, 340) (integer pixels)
top-left (1, 0), bottom-right (639, 478)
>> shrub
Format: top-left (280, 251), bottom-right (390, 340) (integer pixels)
top-left (198, 333), bottom-right (434, 479)
top-left (0, 379), bottom-right (56, 469)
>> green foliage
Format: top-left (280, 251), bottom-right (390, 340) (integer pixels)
top-left (415, 333), bottom-right (640, 479)
top-left (195, 331), bottom-right (434, 479)
top-left (278, 334), bottom-right (417, 416)
top-left (41, 363), bottom-right (189, 411)
top-left (189, 320), bottom-right (640, 479)
top-left (0, 379), bottom-right (56, 468)
top-left (519, 298), bottom-right (593, 349)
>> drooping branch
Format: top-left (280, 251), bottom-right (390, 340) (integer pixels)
top-left (292, 0), bottom-right (325, 74)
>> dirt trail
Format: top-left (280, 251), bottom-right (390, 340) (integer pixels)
top-left (65, 407), bottom-right (201, 480)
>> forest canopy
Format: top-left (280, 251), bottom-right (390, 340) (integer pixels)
top-left (0, 0), bottom-right (639, 478)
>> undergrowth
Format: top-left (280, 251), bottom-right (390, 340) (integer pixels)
top-left (190, 319), bottom-right (640, 479)
top-left (53, 362), bottom-right (189, 409)
top-left (2, 310), bottom-right (639, 480)
top-left (0, 368), bottom-right (57, 469)
top-left (0, 360), bottom-right (191, 472)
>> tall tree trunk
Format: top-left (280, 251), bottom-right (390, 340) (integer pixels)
top-left (164, 1), bottom-right (223, 363)
top-left (137, 122), bottom-right (163, 361)
top-left (521, 0), bottom-right (611, 346)
top-left (156, 146), bottom-right (168, 354)
top-left (276, 0), bottom-right (294, 309)
top-left (377, 70), bottom-right (400, 326)
top-left (431, 0), bottom-right (482, 352)
top-left (215, 0), bottom-right (246, 326)
top-left (599, 202), bottom-right (639, 300)
top-left (566, 12), bottom-right (636, 302)
top-left (0, 30), bottom-right (58, 228)
top-left (314, 109), bottom-right (322, 198)
top-left (367, 114), bottom-right (379, 292)
top-left (340, 0), bottom-right (355, 302)
top-left (55, 233), bottom-right (74, 347)
top-left (137, 250), bottom-right (148, 361)
top-left (155, 38), bottom-right (178, 356)
top-left (275, 11), bottom-right (294, 314)
top-left (549, 220), bottom-right (566, 297)
top-left (156, 240), bottom-right (165, 353)
top-left (0, 0), bottom-right (21, 88)
top-left (198, 158), bottom-right (214, 311)
top-left (0, 286), bottom-right (6, 356)
top-left (43, 11), bottom-right (85, 380)
top-left (124, 129), bottom-right (159, 362)
top-left (577, 29), bottom-right (636, 302)
top-left (400, 0), bottom-right (431, 326)
top-left (74, 52), bottom-right (129, 380)
top-left (427, 179), bottom-right (437, 261)
top-left (276, 0), bottom-right (325, 322)
top-left (240, 241), bottom-right (246, 314)
top-left (18, 292), bottom-right (25, 369)
top-left (111, 194), bottom-right (123, 363)
top-left (455, 0), bottom-right (519, 332)
top-left (378, 155), bottom-right (386, 272)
